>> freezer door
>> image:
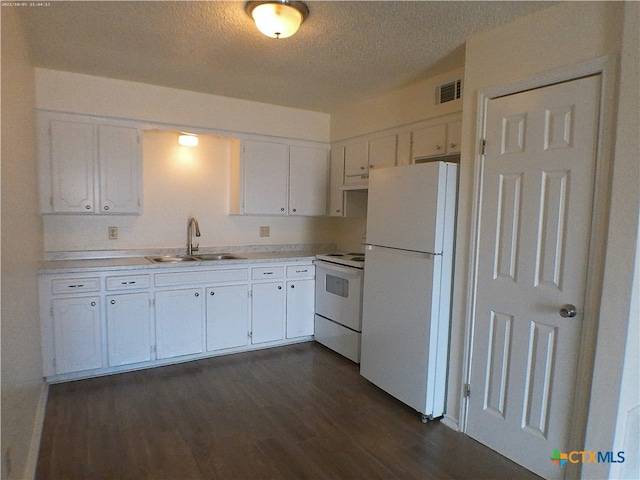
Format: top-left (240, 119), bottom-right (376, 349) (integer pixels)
top-left (360, 245), bottom-right (448, 417)
top-left (366, 162), bottom-right (456, 254)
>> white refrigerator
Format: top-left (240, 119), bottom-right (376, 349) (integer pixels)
top-left (360, 161), bottom-right (458, 421)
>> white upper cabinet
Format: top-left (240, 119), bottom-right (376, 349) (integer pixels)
top-left (368, 134), bottom-right (397, 171)
top-left (344, 140), bottom-right (369, 185)
top-left (328, 146), bottom-right (345, 217)
top-left (289, 145), bottom-right (328, 216)
top-left (236, 138), bottom-right (328, 216)
top-left (39, 112), bottom-right (142, 214)
top-left (98, 125), bottom-right (143, 213)
top-left (243, 140), bottom-right (289, 215)
top-left (411, 118), bottom-right (462, 161)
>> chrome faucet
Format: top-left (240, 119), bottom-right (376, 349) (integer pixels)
top-left (187, 217), bottom-right (201, 255)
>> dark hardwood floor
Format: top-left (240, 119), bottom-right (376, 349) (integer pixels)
top-left (37, 342), bottom-right (541, 479)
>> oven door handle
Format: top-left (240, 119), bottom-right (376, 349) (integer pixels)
top-left (314, 260), bottom-right (363, 276)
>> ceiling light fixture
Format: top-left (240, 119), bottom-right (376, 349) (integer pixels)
top-left (178, 134), bottom-right (198, 147)
top-left (245, 1), bottom-right (309, 39)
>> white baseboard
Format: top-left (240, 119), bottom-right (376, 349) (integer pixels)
top-left (23, 382), bottom-right (48, 480)
top-left (441, 414), bottom-right (459, 431)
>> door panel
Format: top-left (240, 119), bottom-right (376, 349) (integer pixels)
top-left (467, 75), bottom-right (601, 479)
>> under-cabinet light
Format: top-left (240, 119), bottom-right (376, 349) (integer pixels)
top-left (178, 134), bottom-right (198, 147)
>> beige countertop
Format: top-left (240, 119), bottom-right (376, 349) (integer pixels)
top-left (39, 250), bottom-right (323, 275)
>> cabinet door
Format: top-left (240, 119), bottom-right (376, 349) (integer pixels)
top-left (251, 282), bottom-right (285, 344)
top-left (289, 145), bottom-right (328, 216)
top-left (206, 285), bottom-right (249, 351)
top-left (155, 288), bottom-right (204, 359)
top-left (286, 279), bottom-right (315, 338)
top-left (244, 140), bottom-right (289, 215)
top-left (50, 120), bottom-right (96, 213)
top-left (344, 141), bottom-right (369, 177)
top-left (368, 135), bottom-right (397, 170)
top-left (328, 146), bottom-right (345, 217)
top-left (447, 119), bottom-right (462, 154)
top-left (412, 123), bottom-right (447, 160)
top-left (98, 125), bottom-right (141, 214)
top-left (52, 296), bottom-right (103, 374)
top-left (106, 292), bottom-right (151, 367)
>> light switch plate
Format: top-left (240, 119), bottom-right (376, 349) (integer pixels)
top-left (259, 226), bottom-right (270, 237)
top-left (108, 226), bottom-right (118, 240)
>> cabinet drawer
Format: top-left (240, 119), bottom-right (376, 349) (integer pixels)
top-left (51, 277), bottom-right (100, 294)
top-left (286, 265), bottom-right (315, 278)
top-left (252, 266), bottom-right (284, 280)
top-left (106, 274), bottom-right (150, 291)
top-left (155, 268), bottom-right (248, 287)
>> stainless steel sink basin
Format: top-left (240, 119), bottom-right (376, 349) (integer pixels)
top-left (147, 255), bottom-right (198, 263)
top-left (194, 253), bottom-right (245, 261)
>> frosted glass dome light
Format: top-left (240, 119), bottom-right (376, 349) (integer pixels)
top-left (246, 1), bottom-right (309, 39)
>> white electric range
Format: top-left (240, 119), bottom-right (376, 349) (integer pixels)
top-left (314, 252), bottom-right (365, 363)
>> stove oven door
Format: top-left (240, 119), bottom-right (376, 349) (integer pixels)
top-left (314, 260), bottom-right (363, 331)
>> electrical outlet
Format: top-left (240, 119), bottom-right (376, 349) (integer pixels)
top-left (108, 226), bottom-right (118, 240)
top-left (259, 226), bottom-right (270, 238)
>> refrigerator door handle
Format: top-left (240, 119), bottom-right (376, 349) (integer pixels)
top-left (366, 244), bottom-right (439, 258)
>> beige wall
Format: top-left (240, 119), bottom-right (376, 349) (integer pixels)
top-left (36, 69), bottom-right (330, 143)
top-left (451, 2), bottom-right (637, 478)
top-left (42, 129), bottom-right (339, 253)
top-left (330, 68), bottom-right (463, 142)
top-left (35, 71), bottom-right (342, 254)
top-left (591, 3), bottom-right (639, 479)
top-left (1, 8), bottom-right (47, 480)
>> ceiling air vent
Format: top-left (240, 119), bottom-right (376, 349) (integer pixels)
top-left (436, 79), bottom-right (462, 105)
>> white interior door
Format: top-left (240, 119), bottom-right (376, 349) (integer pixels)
top-left (467, 75), bottom-right (601, 479)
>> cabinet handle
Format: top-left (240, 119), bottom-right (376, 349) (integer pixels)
top-left (450, 143), bottom-right (456, 148)
top-left (435, 145), bottom-right (442, 150)
top-left (85, 205), bottom-right (91, 210)
top-left (121, 281), bottom-right (136, 285)
top-left (90, 301), bottom-right (96, 307)
top-left (277, 286), bottom-right (282, 290)
top-left (296, 269), bottom-right (308, 273)
top-left (281, 207), bottom-right (285, 211)
top-left (210, 291), bottom-right (215, 296)
top-left (292, 208), bottom-right (297, 213)
top-left (195, 292), bottom-right (200, 297)
top-left (336, 209), bottom-right (341, 213)
top-left (360, 166), bottom-right (365, 170)
top-left (111, 299), bottom-right (116, 305)
top-left (263, 272), bottom-right (274, 275)
top-left (104, 205), bottom-right (110, 211)
top-left (291, 284), bottom-right (295, 289)
top-left (68, 284), bottom-right (84, 288)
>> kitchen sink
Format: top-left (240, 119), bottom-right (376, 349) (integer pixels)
top-left (194, 253), bottom-right (245, 261)
top-left (147, 253), bottom-right (245, 263)
top-left (147, 255), bottom-right (198, 263)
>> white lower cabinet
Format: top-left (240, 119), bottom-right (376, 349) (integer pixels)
top-left (106, 292), bottom-right (152, 367)
top-left (251, 282), bottom-right (286, 344)
top-left (286, 279), bottom-right (315, 338)
top-left (41, 260), bottom-right (315, 381)
top-left (155, 288), bottom-right (204, 359)
top-left (52, 296), bottom-right (103, 374)
top-left (206, 284), bottom-right (249, 351)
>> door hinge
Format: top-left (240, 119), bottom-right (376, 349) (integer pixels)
top-left (50, 307), bottom-right (54, 317)
top-left (248, 290), bottom-right (252, 298)
top-left (52, 358), bottom-right (56, 370)
top-left (481, 139), bottom-right (486, 156)
top-left (464, 383), bottom-right (471, 398)
top-left (248, 331), bottom-right (253, 339)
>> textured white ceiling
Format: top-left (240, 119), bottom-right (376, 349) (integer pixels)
top-left (18, 1), bottom-right (554, 113)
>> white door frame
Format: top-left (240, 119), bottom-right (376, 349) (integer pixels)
top-left (460, 55), bottom-right (618, 478)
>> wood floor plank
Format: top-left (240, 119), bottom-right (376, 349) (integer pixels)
top-left (37, 342), bottom-right (542, 480)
